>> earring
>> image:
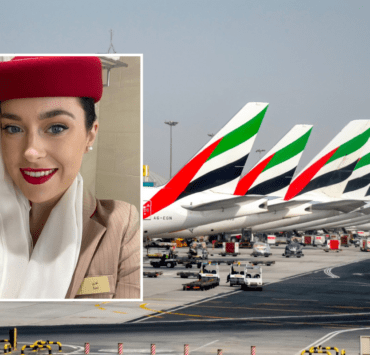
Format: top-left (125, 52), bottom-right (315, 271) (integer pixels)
top-left (88, 146), bottom-right (93, 151)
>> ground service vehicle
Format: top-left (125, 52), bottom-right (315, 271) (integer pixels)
top-left (314, 235), bottom-right (326, 246)
top-left (324, 239), bottom-right (341, 252)
top-left (251, 242), bottom-right (272, 257)
top-left (302, 235), bottom-right (314, 246)
top-left (150, 251), bottom-right (178, 268)
top-left (199, 263), bottom-right (220, 284)
top-left (220, 242), bottom-right (240, 256)
top-left (266, 235), bottom-right (276, 245)
top-left (282, 241), bottom-right (304, 258)
top-left (227, 263), bottom-right (245, 286)
top-left (360, 237), bottom-right (370, 251)
top-left (340, 235), bottom-right (351, 247)
top-left (188, 242), bottom-right (208, 259)
top-left (242, 265), bottom-right (263, 291)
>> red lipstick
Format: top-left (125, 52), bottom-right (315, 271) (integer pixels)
top-left (20, 168), bottom-right (58, 185)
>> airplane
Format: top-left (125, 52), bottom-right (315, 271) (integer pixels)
top-left (152, 123), bottom-right (313, 239)
top-left (249, 120), bottom-right (370, 233)
top-left (263, 139), bottom-right (370, 231)
top-left (143, 102), bottom-right (269, 237)
top-left (154, 120), bottom-right (370, 239)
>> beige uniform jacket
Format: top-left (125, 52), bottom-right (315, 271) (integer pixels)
top-left (65, 190), bottom-right (140, 299)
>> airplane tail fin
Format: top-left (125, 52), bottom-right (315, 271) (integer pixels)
top-left (234, 124), bottom-right (313, 197)
top-left (284, 120), bottom-right (370, 201)
top-left (342, 138), bottom-right (370, 199)
top-left (145, 102), bottom-right (268, 218)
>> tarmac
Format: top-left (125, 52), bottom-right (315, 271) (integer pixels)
top-left (0, 243), bottom-right (369, 354)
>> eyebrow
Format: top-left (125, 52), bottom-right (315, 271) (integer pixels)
top-left (0, 109), bottom-right (76, 121)
top-left (39, 109), bottom-right (76, 120)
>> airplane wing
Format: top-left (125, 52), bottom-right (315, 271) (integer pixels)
top-left (267, 200), bottom-right (312, 212)
top-left (311, 200), bottom-right (366, 213)
top-left (181, 195), bottom-right (266, 212)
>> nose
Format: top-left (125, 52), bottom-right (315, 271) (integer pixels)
top-left (23, 132), bottom-right (47, 162)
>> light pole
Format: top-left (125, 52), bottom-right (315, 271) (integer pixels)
top-left (164, 121), bottom-right (179, 179)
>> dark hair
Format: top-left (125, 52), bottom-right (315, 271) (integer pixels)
top-left (78, 97), bottom-right (97, 131)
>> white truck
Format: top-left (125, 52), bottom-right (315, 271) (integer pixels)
top-left (241, 265), bottom-right (263, 291)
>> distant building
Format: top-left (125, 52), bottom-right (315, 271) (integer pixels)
top-left (143, 171), bottom-right (168, 187)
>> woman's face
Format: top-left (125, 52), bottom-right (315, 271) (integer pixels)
top-left (0, 97), bottom-right (98, 205)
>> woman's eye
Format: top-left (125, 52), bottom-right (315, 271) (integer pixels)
top-left (47, 125), bottom-right (68, 134)
top-left (2, 125), bottom-right (22, 134)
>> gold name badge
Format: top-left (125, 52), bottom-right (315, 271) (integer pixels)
top-left (77, 276), bottom-right (111, 295)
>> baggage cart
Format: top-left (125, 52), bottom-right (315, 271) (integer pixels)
top-left (183, 278), bottom-right (219, 291)
top-left (143, 271), bottom-right (163, 278)
top-left (324, 239), bottom-right (341, 252)
top-left (266, 235), bottom-right (276, 245)
top-left (360, 237), bottom-right (370, 252)
top-left (340, 235), bottom-right (351, 247)
top-left (314, 235), bottom-right (326, 246)
top-left (177, 272), bottom-right (199, 279)
top-left (302, 235), bottom-right (314, 245)
top-left (219, 242), bottom-right (240, 256)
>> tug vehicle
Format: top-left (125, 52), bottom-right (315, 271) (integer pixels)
top-left (199, 262), bottom-right (220, 285)
top-left (226, 263), bottom-right (245, 287)
top-left (150, 250), bottom-right (178, 268)
top-left (282, 241), bottom-right (304, 258)
top-left (242, 265), bottom-right (263, 291)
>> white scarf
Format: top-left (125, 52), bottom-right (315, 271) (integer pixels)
top-left (0, 140), bottom-right (83, 299)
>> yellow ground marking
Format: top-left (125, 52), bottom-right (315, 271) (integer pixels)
top-left (139, 303), bottom-right (230, 319)
top-left (190, 304), bottom-right (341, 314)
top-left (93, 302), bottom-right (126, 313)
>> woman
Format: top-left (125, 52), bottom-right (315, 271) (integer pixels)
top-left (0, 56), bottom-right (140, 299)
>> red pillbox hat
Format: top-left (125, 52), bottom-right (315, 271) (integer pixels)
top-left (0, 56), bottom-right (103, 103)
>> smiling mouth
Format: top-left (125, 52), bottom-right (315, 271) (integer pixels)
top-left (20, 168), bottom-right (58, 185)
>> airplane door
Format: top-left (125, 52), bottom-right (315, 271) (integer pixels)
top-left (143, 200), bottom-right (152, 219)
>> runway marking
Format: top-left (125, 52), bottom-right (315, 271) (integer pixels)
top-left (326, 305), bottom-right (370, 310)
top-left (272, 298), bottom-right (319, 302)
top-left (133, 291), bottom-right (239, 323)
top-left (296, 327), bottom-right (370, 355)
top-left (142, 311), bottom-right (370, 324)
top-left (190, 340), bottom-right (219, 353)
top-left (189, 304), bottom-right (340, 314)
top-left (338, 281), bottom-right (370, 287)
top-left (94, 301), bottom-right (111, 311)
top-left (139, 303), bottom-right (230, 319)
top-left (136, 258), bottom-right (368, 324)
top-left (324, 268), bottom-right (340, 278)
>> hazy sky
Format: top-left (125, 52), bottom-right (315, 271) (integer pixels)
top-left (1, 0), bottom-right (369, 180)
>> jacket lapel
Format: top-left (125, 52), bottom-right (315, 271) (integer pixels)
top-left (65, 190), bottom-right (106, 298)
